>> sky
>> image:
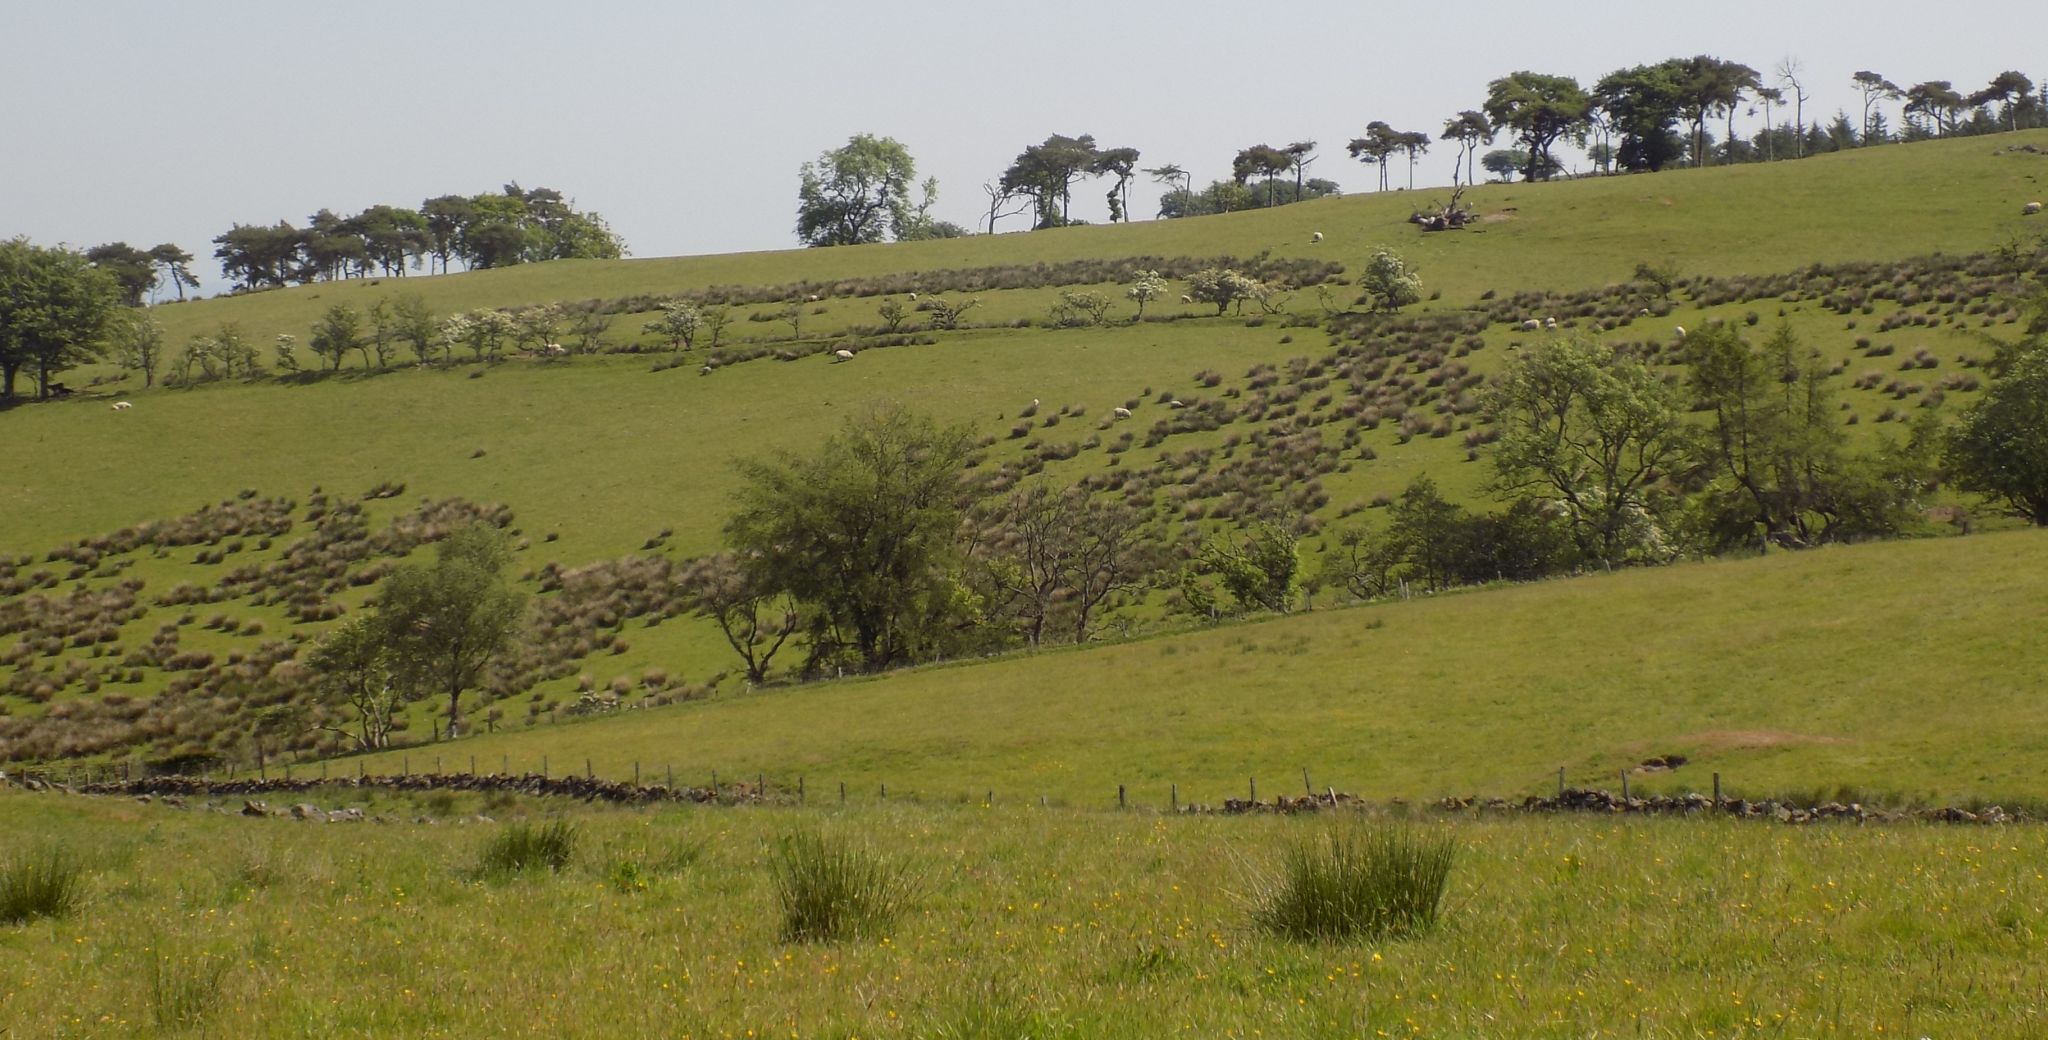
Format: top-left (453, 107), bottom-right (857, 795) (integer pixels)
top-left (1, 1), bottom-right (2038, 296)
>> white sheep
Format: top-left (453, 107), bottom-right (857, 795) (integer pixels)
top-left (1168, 399), bottom-right (1186, 409)
top-left (1311, 231), bottom-right (1324, 243)
top-left (1544, 317), bottom-right (1557, 330)
top-left (1180, 294), bottom-right (1193, 304)
top-left (542, 342), bottom-right (567, 357)
top-left (805, 293), bottom-right (821, 302)
top-left (833, 349), bottom-right (855, 362)
top-left (110, 401), bottom-right (133, 411)
top-left (1673, 325), bottom-right (1687, 339)
top-left (1520, 318), bottom-right (1542, 331)
top-left (1029, 398), bottom-right (1040, 409)
top-left (1112, 406), bottom-right (1132, 419)
top-left (907, 292), bottom-right (918, 301)
top-left (2027, 201), bottom-right (2044, 215)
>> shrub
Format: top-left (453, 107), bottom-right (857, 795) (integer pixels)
top-left (0, 846), bottom-right (84, 925)
top-left (1249, 823), bottom-right (1455, 942)
top-left (476, 821), bottom-right (578, 877)
top-left (769, 829), bottom-right (919, 942)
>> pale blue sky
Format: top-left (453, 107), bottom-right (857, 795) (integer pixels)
top-left (1, 1), bottom-right (2036, 294)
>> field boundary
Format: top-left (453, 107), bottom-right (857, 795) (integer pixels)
top-left (2, 771), bottom-right (2033, 826)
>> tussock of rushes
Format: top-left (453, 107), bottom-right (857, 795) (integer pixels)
top-left (147, 946), bottom-right (231, 1031)
top-left (0, 846), bottom-right (83, 925)
top-left (476, 820), bottom-right (578, 877)
top-left (769, 829), bottom-right (919, 942)
top-left (1250, 823), bottom-right (1455, 941)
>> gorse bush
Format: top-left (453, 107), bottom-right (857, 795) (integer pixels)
top-left (769, 829), bottom-right (919, 942)
top-left (0, 845), bottom-right (84, 925)
top-left (1250, 823), bottom-right (1456, 941)
top-left (476, 820), bottom-right (578, 876)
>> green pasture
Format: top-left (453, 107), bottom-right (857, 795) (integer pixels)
top-left (3, 791), bottom-right (2043, 1038)
top-left (341, 528), bottom-right (2048, 808)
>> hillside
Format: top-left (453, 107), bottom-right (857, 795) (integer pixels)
top-left (3, 130), bottom-right (2047, 775)
top-left (338, 528), bottom-right (2048, 806)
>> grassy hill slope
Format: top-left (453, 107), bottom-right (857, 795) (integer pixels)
top-left (5, 132), bottom-right (2047, 773)
top-left (349, 528), bottom-right (2048, 806)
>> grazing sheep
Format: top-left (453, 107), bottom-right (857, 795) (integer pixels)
top-left (1544, 317), bottom-right (1557, 330)
top-left (805, 293), bottom-right (822, 302)
top-left (833, 349), bottom-right (855, 362)
top-left (542, 342), bottom-right (567, 357)
top-left (1029, 398), bottom-right (1040, 408)
top-left (907, 292), bottom-right (918, 301)
top-left (1168, 399), bottom-right (1186, 409)
top-left (1520, 318), bottom-right (1542, 331)
top-left (110, 401), bottom-right (133, 411)
top-left (699, 365), bottom-right (713, 376)
top-left (1180, 294), bottom-right (1193, 304)
top-left (1638, 308), bottom-right (1652, 317)
top-left (1311, 231), bottom-right (1324, 243)
top-left (1673, 325), bottom-right (1687, 339)
top-left (2027, 201), bottom-right (2044, 215)
top-left (1112, 406), bottom-right (1132, 419)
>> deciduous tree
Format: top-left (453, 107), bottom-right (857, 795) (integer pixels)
top-left (796, 134), bottom-right (921, 246)
top-left (378, 523), bottom-right (525, 737)
top-left (724, 406), bottom-right (984, 674)
top-left (1485, 337), bottom-right (1692, 564)
top-left (1483, 71), bottom-right (1593, 182)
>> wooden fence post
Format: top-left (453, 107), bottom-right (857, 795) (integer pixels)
top-left (1171, 783), bottom-right (1178, 811)
top-left (1118, 784), bottom-right (1126, 809)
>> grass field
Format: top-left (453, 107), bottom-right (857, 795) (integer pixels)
top-left (6, 131), bottom-right (2047, 774)
top-left (334, 527), bottom-right (2048, 809)
top-left (3, 790), bottom-right (2044, 1038)
top-left (5, 132), bottom-right (2048, 1040)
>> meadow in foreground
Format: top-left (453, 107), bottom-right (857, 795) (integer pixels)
top-left (1, 790), bottom-right (2041, 1038)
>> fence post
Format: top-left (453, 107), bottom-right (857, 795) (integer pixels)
top-left (1712, 772), bottom-right (1722, 807)
top-left (1118, 784), bottom-right (1126, 810)
top-left (634, 762), bottom-right (640, 786)
top-left (839, 780), bottom-right (846, 805)
top-left (799, 776), bottom-right (806, 804)
top-left (586, 758), bottom-right (593, 779)
top-left (1171, 783), bottom-right (1178, 811)
top-left (1249, 777), bottom-right (1257, 804)
top-left (1303, 767), bottom-right (1312, 797)
top-left (880, 782), bottom-right (887, 801)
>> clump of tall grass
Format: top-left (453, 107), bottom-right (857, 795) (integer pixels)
top-left (147, 945), bottom-right (231, 1031)
top-left (1249, 823), bottom-right (1455, 941)
top-left (768, 830), bottom-right (920, 942)
top-left (476, 820), bottom-right (578, 877)
top-left (0, 846), bottom-right (84, 925)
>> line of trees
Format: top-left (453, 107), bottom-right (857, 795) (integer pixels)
top-left (804, 62), bottom-right (2042, 243)
top-left (213, 184), bottom-right (625, 292)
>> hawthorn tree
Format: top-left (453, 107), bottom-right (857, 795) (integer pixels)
top-left (1486, 337), bottom-right (1692, 564)
top-left (378, 523), bottom-right (526, 738)
top-left (724, 406), bottom-right (983, 674)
